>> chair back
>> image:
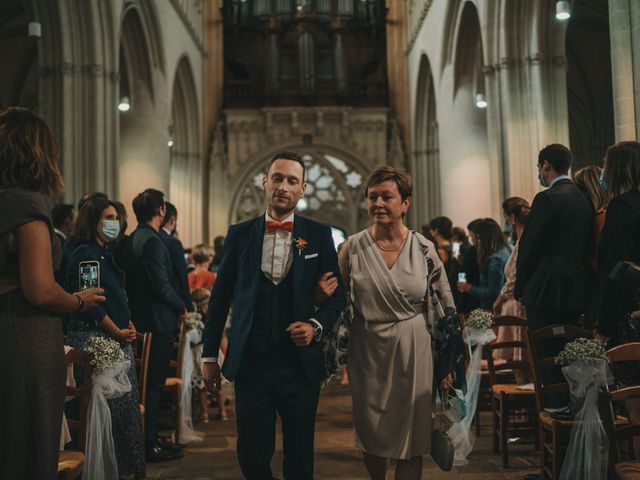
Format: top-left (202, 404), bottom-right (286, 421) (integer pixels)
top-left (64, 348), bottom-right (93, 451)
top-left (170, 321), bottom-right (187, 377)
top-left (526, 324), bottom-right (593, 412)
top-left (486, 315), bottom-right (529, 386)
top-left (134, 332), bottom-right (152, 406)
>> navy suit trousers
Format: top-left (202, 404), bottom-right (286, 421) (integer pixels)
top-left (235, 347), bottom-right (320, 480)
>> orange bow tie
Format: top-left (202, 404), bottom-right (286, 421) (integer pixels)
top-left (266, 221), bottom-right (293, 234)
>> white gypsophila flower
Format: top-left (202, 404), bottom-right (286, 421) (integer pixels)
top-left (85, 335), bottom-right (124, 372)
top-left (466, 309), bottom-right (494, 330)
top-left (185, 312), bottom-right (204, 331)
top-left (554, 337), bottom-right (607, 366)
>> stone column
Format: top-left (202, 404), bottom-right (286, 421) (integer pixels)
top-left (609, 0), bottom-right (639, 140)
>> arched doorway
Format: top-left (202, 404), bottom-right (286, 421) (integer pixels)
top-left (230, 146), bottom-right (369, 236)
top-left (413, 54), bottom-right (439, 228)
top-left (439, 1), bottom-right (491, 226)
top-left (169, 56), bottom-right (202, 247)
top-left (118, 3), bottom-right (168, 229)
top-left (566, 0), bottom-right (614, 169)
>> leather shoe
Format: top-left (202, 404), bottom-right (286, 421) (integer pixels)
top-left (157, 436), bottom-right (185, 451)
top-left (146, 444), bottom-right (183, 462)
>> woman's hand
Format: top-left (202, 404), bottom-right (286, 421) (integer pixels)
top-left (74, 288), bottom-right (106, 311)
top-left (457, 281), bottom-right (472, 293)
top-left (314, 272), bottom-right (338, 306)
top-left (440, 373), bottom-right (454, 391)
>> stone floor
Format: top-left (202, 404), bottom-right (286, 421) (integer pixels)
top-left (147, 382), bottom-right (539, 479)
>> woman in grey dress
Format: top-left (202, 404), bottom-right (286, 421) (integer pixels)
top-left (337, 166), bottom-right (455, 480)
top-left (0, 107), bottom-right (104, 479)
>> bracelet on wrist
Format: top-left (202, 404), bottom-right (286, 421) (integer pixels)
top-left (74, 293), bottom-right (85, 312)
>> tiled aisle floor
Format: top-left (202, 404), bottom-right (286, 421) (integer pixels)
top-left (148, 383), bottom-right (539, 479)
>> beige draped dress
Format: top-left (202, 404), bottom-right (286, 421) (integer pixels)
top-left (347, 229), bottom-right (448, 460)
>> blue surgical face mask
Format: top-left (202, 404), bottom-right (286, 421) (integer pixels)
top-left (99, 219), bottom-right (121, 242)
top-left (538, 173), bottom-right (547, 188)
top-left (599, 169), bottom-right (608, 192)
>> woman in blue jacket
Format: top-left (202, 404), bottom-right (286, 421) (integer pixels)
top-left (457, 218), bottom-right (511, 310)
top-left (65, 196), bottom-right (145, 476)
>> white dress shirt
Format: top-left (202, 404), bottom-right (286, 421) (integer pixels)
top-left (262, 211), bottom-right (295, 284)
top-left (202, 212), bottom-right (322, 365)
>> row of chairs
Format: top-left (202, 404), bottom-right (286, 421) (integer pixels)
top-left (473, 315), bottom-right (640, 480)
top-left (57, 323), bottom-right (188, 479)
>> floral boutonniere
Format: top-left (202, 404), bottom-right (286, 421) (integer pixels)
top-left (293, 237), bottom-right (308, 256)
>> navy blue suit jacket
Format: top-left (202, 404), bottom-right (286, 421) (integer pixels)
top-left (203, 215), bottom-right (346, 384)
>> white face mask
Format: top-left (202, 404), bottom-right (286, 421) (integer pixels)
top-left (99, 219), bottom-right (120, 242)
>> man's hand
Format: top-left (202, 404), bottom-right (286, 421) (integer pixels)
top-left (314, 272), bottom-right (338, 307)
top-left (287, 322), bottom-right (314, 347)
top-left (203, 362), bottom-right (221, 393)
top-left (457, 281), bottom-right (472, 293)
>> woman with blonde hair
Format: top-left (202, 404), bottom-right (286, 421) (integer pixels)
top-left (0, 107), bottom-right (104, 479)
top-left (574, 165), bottom-right (607, 328)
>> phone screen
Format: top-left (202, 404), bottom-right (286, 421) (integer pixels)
top-left (79, 262), bottom-right (99, 291)
top-left (458, 272), bottom-right (467, 283)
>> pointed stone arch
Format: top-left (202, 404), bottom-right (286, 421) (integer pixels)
top-left (412, 54), bottom-right (440, 227)
top-left (169, 55), bottom-right (202, 247)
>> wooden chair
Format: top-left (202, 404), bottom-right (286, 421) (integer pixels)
top-left (487, 315), bottom-right (537, 467)
top-left (57, 349), bottom-right (93, 480)
top-left (163, 321), bottom-right (187, 443)
top-left (134, 331), bottom-right (152, 423)
top-left (601, 342), bottom-right (640, 479)
top-left (526, 324), bottom-right (594, 480)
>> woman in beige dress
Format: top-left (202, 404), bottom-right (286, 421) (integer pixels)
top-left (492, 197), bottom-right (530, 371)
top-left (337, 166), bottom-right (455, 480)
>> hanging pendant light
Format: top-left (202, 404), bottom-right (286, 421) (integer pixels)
top-left (556, 1), bottom-right (571, 20)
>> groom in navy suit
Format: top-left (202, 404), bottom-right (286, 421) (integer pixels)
top-left (202, 151), bottom-right (345, 479)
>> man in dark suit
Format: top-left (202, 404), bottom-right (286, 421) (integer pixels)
top-left (203, 151), bottom-right (346, 479)
top-left (159, 201), bottom-right (193, 312)
top-left (51, 203), bottom-right (76, 285)
top-left (123, 188), bottom-right (186, 462)
top-left (515, 143), bottom-right (594, 328)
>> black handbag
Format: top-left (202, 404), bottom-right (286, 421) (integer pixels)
top-left (431, 392), bottom-right (455, 471)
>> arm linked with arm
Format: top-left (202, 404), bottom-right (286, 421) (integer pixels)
top-left (310, 226), bottom-right (346, 333)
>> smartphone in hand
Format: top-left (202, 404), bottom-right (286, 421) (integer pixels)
top-left (457, 272), bottom-right (467, 283)
top-left (79, 260), bottom-right (100, 291)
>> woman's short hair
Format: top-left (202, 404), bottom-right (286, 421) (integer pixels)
top-left (573, 166), bottom-right (606, 211)
top-left (604, 141), bottom-right (640, 205)
top-left (429, 216), bottom-right (453, 240)
top-left (364, 166), bottom-right (413, 201)
top-left (192, 244), bottom-right (214, 265)
top-left (0, 107), bottom-right (63, 195)
top-left (73, 196), bottom-right (117, 245)
top-left (502, 197), bottom-right (531, 226)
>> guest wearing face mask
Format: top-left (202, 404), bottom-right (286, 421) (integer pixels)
top-left (65, 196), bottom-right (145, 476)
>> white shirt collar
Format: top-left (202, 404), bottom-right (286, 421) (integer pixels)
top-left (549, 175), bottom-right (571, 188)
top-left (162, 227), bottom-right (173, 237)
top-left (54, 228), bottom-right (67, 240)
top-left (265, 211), bottom-right (295, 223)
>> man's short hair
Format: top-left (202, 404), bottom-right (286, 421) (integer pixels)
top-left (51, 203), bottom-right (75, 228)
top-left (538, 144), bottom-right (572, 174)
top-left (132, 188), bottom-right (165, 224)
top-left (268, 150), bottom-right (306, 181)
top-left (161, 201), bottom-right (178, 228)
top-left (429, 216), bottom-right (453, 240)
